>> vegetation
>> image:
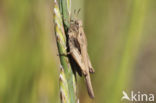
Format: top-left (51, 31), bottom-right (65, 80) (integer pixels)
top-left (0, 0), bottom-right (155, 103)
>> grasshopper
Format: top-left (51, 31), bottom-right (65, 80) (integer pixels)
top-left (67, 12), bottom-right (95, 98)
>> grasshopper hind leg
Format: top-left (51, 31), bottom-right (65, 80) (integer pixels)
top-left (87, 55), bottom-right (95, 73)
top-left (68, 55), bottom-right (82, 77)
top-left (89, 67), bottom-right (95, 74)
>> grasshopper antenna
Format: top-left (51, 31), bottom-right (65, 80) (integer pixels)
top-left (73, 9), bottom-right (81, 20)
top-left (77, 8), bottom-right (81, 16)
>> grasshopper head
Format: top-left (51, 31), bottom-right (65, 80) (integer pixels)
top-left (75, 20), bottom-right (82, 27)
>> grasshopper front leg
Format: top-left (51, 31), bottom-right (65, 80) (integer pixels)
top-left (58, 52), bottom-right (72, 57)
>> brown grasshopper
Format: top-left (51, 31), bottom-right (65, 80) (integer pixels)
top-left (67, 12), bottom-right (95, 98)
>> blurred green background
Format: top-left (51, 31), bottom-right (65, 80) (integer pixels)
top-left (0, 0), bottom-right (156, 103)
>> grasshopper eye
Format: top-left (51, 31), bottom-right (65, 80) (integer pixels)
top-left (75, 21), bottom-right (78, 25)
top-left (80, 33), bottom-right (82, 36)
